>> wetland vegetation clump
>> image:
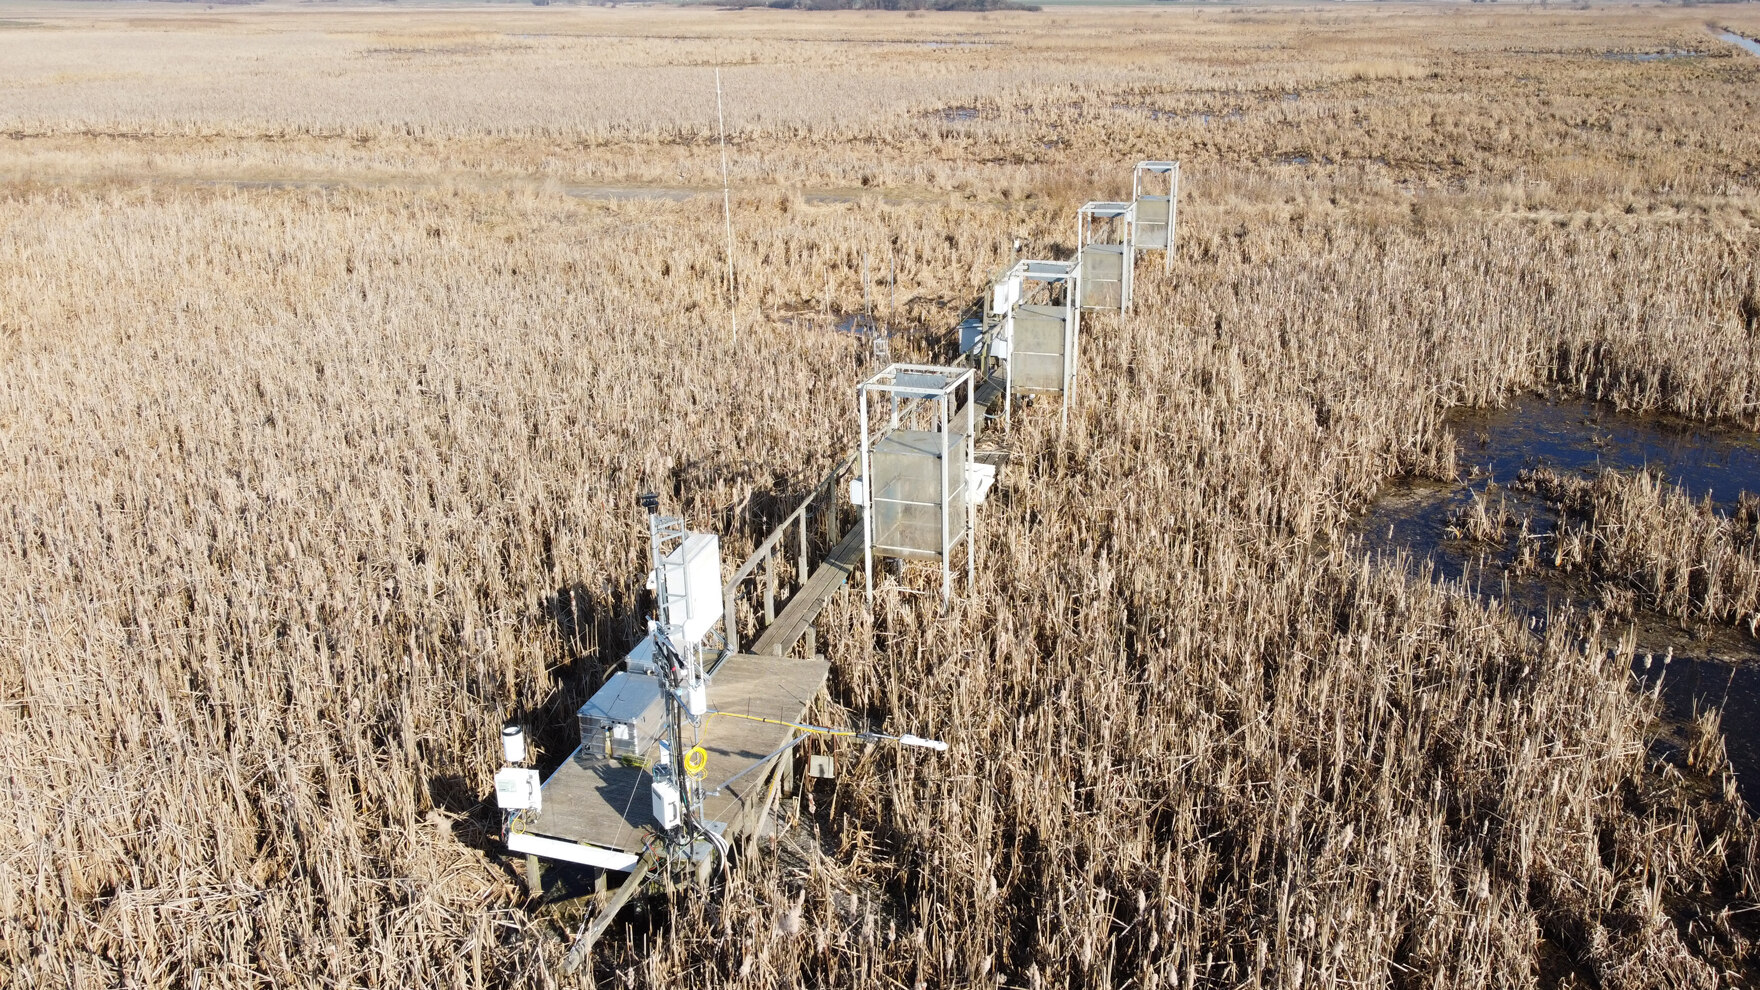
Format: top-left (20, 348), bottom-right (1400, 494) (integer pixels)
top-left (1520, 468), bottom-right (1760, 634)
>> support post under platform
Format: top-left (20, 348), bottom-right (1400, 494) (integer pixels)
top-left (524, 853), bottom-right (542, 900)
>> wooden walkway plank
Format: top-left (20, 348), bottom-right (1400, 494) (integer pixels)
top-left (956, 375), bottom-right (1005, 437)
top-left (750, 525), bottom-right (866, 657)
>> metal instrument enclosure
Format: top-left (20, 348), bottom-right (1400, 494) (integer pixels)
top-left (577, 671), bottom-right (666, 762)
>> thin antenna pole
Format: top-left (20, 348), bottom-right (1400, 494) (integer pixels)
top-left (716, 68), bottom-right (737, 343)
top-left (889, 249), bottom-right (896, 332)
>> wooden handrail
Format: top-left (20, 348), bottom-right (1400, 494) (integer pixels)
top-left (723, 452), bottom-right (857, 591)
top-left (715, 450), bottom-right (858, 658)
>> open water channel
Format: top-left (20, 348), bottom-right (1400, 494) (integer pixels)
top-left (1354, 397), bottom-right (1760, 799)
top-left (1719, 30), bottom-right (1760, 60)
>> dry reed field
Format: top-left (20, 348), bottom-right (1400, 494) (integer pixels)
top-left (5, 1), bottom-right (1760, 987)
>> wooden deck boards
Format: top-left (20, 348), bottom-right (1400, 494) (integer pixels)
top-left (975, 374), bottom-right (1004, 412)
top-left (956, 375), bottom-right (1005, 437)
top-left (514, 653), bottom-right (829, 857)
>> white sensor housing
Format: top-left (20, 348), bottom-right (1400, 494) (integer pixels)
top-left (651, 779), bottom-right (682, 829)
top-left (495, 768), bottom-right (542, 811)
top-left (501, 723), bottom-right (526, 764)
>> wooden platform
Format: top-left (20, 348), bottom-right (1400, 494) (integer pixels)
top-left (508, 653), bottom-right (829, 871)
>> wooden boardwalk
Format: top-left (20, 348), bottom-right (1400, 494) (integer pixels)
top-left (959, 375), bottom-right (1006, 437)
top-left (548, 347), bottom-right (1029, 968)
top-left (749, 527), bottom-right (864, 657)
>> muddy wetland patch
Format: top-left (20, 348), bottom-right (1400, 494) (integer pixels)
top-left (1358, 395), bottom-right (1760, 798)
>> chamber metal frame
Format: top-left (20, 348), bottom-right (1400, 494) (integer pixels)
top-left (1076, 201), bottom-right (1136, 312)
top-left (856, 363), bottom-right (978, 603)
top-left (1131, 160), bottom-right (1181, 271)
top-left (976, 258), bottom-right (1081, 430)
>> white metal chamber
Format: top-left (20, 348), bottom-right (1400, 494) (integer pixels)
top-left (853, 364), bottom-right (979, 602)
top-left (972, 259), bottom-right (1081, 429)
top-left (1076, 201), bottom-right (1136, 311)
top-left (1131, 160), bottom-right (1181, 269)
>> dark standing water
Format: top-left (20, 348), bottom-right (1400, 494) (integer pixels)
top-left (1603, 50), bottom-right (1696, 62)
top-left (1719, 30), bottom-right (1760, 60)
top-left (934, 107), bottom-right (981, 123)
top-left (1356, 396), bottom-right (1760, 799)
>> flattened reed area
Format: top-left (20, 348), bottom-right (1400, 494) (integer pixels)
top-left (3, 4), bottom-right (1760, 987)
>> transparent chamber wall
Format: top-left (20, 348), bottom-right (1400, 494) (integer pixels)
top-left (1010, 305), bottom-right (1068, 392)
top-left (1079, 246), bottom-right (1125, 309)
top-left (1134, 196), bottom-right (1171, 250)
top-left (869, 429), bottom-right (970, 558)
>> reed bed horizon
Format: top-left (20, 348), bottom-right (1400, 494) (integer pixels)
top-left (3, 3), bottom-right (1759, 987)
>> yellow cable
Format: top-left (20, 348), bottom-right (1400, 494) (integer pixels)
top-left (707, 710), bottom-right (857, 737)
top-left (683, 746), bottom-right (709, 775)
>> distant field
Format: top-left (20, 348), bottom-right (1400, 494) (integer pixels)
top-left (4, 3), bottom-right (1760, 988)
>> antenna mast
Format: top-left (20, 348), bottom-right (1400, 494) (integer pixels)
top-left (716, 68), bottom-right (738, 344)
top-left (638, 494), bottom-right (727, 866)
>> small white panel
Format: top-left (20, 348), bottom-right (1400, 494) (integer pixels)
top-left (957, 317), bottom-right (985, 355)
top-left (682, 681), bottom-right (708, 719)
top-left (848, 478), bottom-right (867, 507)
top-left (990, 336), bottom-right (1011, 362)
top-left (495, 768), bottom-right (542, 811)
top-left (807, 754), bottom-right (836, 779)
top-left (659, 532), bottom-right (723, 648)
top-left (651, 779), bottom-right (682, 829)
top-left (968, 462), bottom-right (998, 504)
top-left (990, 276), bottom-right (1020, 315)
